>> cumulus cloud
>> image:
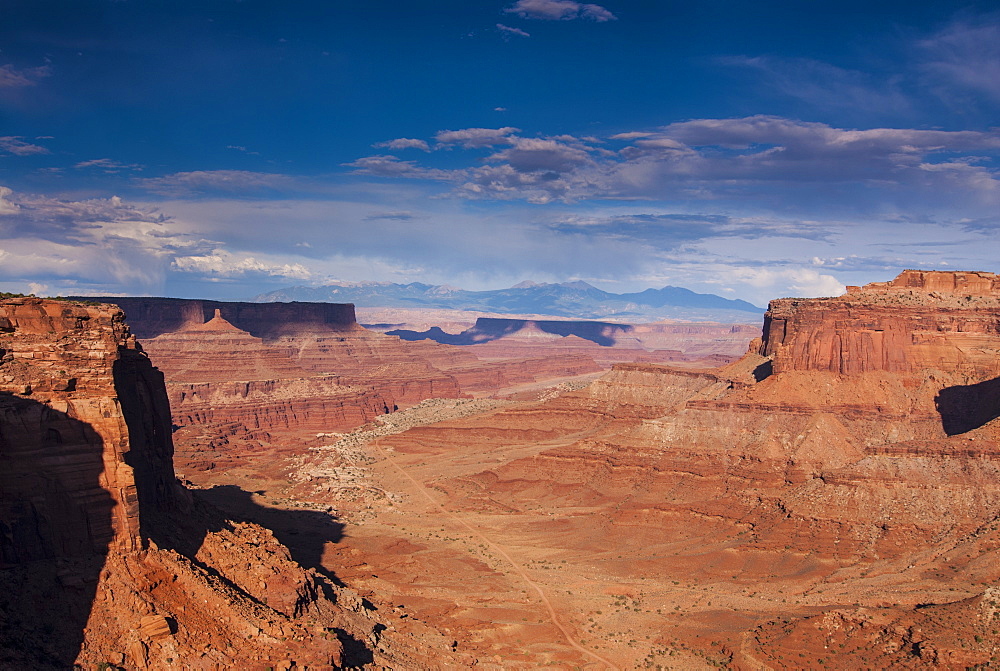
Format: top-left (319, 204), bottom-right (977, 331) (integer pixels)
top-left (434, 126), bottom-right (520, 148)
top-left (0, 187), bottom-right (20, 215)
top-left (497, 23), bottom-right (531, 38)
top-left (374, 137), bottom-right (431, 151)
top-left (505, 0), bottom-right (617, 22)
top-left (342, 117), bottom-right (1000, 209)
top-left (725, 267), bottom-right (846, 299)
top-left (136, 170), bottom-right (298, 196)
top-left (0, 63), bottom-right (51, 88)
top-left (171, 249), bottom-right (313, 280)
top-left (0, 136), bottom-right (49, 156)
top-left (342, 155), bottom-right (458, 181)
top-left (487, 136), bottom-right (596, 173)
top-left (0, 187), bottom-right (203, 292)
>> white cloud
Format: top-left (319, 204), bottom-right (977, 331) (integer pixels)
top-left (0, 187), bottom-right (20, 215)
top-left (497, 23), bottom-right (531, 38)
top-left (0, 188), bottom-right (204, 291)
top-left (343, 155), bottom-right (458, 181)
top-left (505, 0), bottom-right (617, 22)
top-left (0, 136), bottom-right (50, 156)
top-left (487, 136), bottom-right (595, 173)
top-left (340, 117), bottom-right (1000, 212)
top-left (725, 267), bottom-right (846, 298)
top-left (171, 249), bottom-right (313, 280)
top-left (374, 138), bottom-right (431, 151)
top-left (75, 158), bottom-right (143, 172)
top-left (434, 126), bottom-right (520, 148)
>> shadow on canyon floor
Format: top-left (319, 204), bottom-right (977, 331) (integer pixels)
top-left (936, 376), bottom-right (1000, 436)
top-left (165, 484), bottom-right (348, 586)
top-left (0, 396), bottom-right (112, 669)
top-left (388, 317), bottom-right (633, 347)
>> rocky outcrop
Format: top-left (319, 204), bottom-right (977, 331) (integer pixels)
top-left (0, 298), bottom-right (461, 669)
top-left (760, 269), bottom-right (1000, 377)
top-left (76, 296), bottom-right (359, 340)
top-left (0, 297), bottom-right (174, 564)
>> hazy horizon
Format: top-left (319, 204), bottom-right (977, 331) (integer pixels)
top-left (1, 0), bottom-right (998, 306)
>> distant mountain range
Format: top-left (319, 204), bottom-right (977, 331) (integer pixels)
top-left (252, 280), bottom-right (764, 322)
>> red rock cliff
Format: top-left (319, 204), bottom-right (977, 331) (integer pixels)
top-left (0, 298), bottom-right (460, 669)
top-left (759, 270), bottom-right (1000, 378)
top-left (77, 296), bottom-right (360, 339)
top-left (0, 298), bottom-right (175, 564)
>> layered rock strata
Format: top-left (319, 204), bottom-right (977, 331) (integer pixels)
top-left (0, 298), bottom-right (461, 669)
top-left (761, 269), bottom-right (1000, 377)
top-left (141, 310), bottom-right (395, 435)
top-left (313, 270), bottom-right (1000, 668)
top-left (0, 297), bottom-right (173, 564)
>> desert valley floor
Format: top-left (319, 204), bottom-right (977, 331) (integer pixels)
top-left (3, 270), bottom-right (1000, 669)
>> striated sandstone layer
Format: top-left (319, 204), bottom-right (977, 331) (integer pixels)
top-left (142, 311), bottom-right (395, 434)
top-left (761, 269), bottom-right (1000, 378)
top-left (0, 298), bottom-right (464, 670)
top-left (0, 297), bottom-right (173, 565)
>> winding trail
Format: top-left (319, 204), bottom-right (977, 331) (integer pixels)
top-left (373, 439), bottom-right (621, 670)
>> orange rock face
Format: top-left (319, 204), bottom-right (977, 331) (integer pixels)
top-left (141, 311), bottom-right (396, 436)
top-left (35, 270), bottom-right (999, 668)
top-left (0, 298), bottom-right (461, 669)
top-left (0, 297), bottom-right (173, 564)
top-left (762, 269), bottom-right (1000, 377)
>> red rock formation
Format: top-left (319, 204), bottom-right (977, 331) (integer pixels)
top-left (0, 297), bottom-right (172, 563)
top-left (305, 270), bottom-right (1000, 668)
top-left (142, 310), bottom-right (395, 433)
top-left (761, 269), bottom-right (1000, 378)
top-left (78, 296), bottom-right (359, 339)
top-left (0, 298), bottom-right (461, 669)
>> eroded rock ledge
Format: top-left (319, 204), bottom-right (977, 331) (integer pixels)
top-left (761, 270), bottom-right (1000, 376)
top-left (0, 298), bottom-right (461, 669)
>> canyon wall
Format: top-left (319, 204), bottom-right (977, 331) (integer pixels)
top-left (0, 297), bottom-right (175, 565)
top-left (335, 270), bottom-right (1000, 668)
top-left (0, 298), bottom-right (462, 669)
top-left (76, 296), bottom-right (359, 339)
top-left (761, 269), bottom-right (1000, 378)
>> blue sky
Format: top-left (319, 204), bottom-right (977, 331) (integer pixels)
top-left (1, 0), bottom-right (998, 304)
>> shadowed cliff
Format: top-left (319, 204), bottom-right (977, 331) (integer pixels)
top-left (0, 397), bottom-right (112, 668)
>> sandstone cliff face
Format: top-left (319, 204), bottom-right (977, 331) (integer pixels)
top-left (141, 311), bottom-right (396, 436)
top-left (0, 298), bottom-right (460, 669)
top-left (0, 297), bottom-right (173, 564)
top-left (760, 269), bottom-right (1000, 379)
